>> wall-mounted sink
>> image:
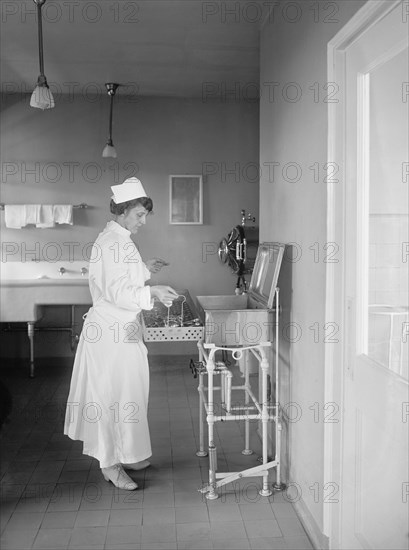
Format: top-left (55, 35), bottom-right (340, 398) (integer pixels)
top-left (0, 260), bottom-right (89, 281)
top-left (1, 261), bottom-right (92, 377)
top-left (0, 261), bottom-right (91, 322)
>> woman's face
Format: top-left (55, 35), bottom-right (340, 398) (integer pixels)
top-left (122, 205), bottom-right (149, 234)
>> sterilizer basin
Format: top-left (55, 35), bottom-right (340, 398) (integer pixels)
top-left (196, 242), bottom-right (286, 347)
top-left (195, 294), bottom-right (273, 347)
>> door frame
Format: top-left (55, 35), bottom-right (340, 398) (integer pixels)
top-left (324, 1), bottom-right (403, 548)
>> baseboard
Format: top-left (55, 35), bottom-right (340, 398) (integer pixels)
top-left (293, 495), bottom-right (329, 550)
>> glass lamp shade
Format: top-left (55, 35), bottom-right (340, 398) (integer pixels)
top-left (30, 83), bottom-right (55, 110)
top-left (102, 143), bottom-right (117, 158)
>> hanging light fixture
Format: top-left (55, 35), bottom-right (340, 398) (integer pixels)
top-left (102, 83), bottom-right (119, 158)
top-left (30, 0), bottom-right (55, 110)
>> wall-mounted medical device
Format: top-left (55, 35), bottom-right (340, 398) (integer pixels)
top-left (218, 209), bottom-right (259, 294)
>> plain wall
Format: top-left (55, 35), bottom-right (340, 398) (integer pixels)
top-left (0, 94), bottom-right (259, 359)
top-left (259, 0), bottom-right (365, 542)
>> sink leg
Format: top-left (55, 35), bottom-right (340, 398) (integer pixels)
top-left (27, 322), bottom-right (35, 378)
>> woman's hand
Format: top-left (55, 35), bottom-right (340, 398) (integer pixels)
top-left (145, 258), bottom-right (169, 274)
top-left (151, 285), bottom-right (178, 306)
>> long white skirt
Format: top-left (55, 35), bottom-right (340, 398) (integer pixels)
top-left (64, 306), bottom-right (152, 468)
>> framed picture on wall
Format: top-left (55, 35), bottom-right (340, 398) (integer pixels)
top-left (169, 175), bottom-right (203, 225)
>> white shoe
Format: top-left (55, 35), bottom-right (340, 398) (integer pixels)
top-left (122, 460), bottom-right (151, 471)
top-left (101, 464), bottom-right (138, 490)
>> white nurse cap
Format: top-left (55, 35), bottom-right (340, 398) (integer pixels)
top-left (111, 177), bottom-right (148, 204)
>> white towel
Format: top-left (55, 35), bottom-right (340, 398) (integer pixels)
top-left (4, 205), bottom-right (27, 228)
top-left (53, 204), bottom-right (73, 225)
top-left (26, 205), bottom-right (41, 225)
top-left (36, 205), bottom-right (55, 228)
top-left (5, 204), bottom-right (74, 228)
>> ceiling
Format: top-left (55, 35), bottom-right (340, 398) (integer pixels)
top-left (0, 0), bottom-right (263, 99)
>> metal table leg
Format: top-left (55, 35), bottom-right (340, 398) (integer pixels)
top-left (242, 350), bottom-right (253, 456)
top-left (27, 322), bottom-right (35, 378)
top-left (196, 342), bottom-right (208, 457)
top-left (206, 349), bottom-right (218, 500)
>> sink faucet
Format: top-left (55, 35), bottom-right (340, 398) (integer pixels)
top-left (81, 267), bottom-right (88, 276)
top-left (59, 267), bottom-right (66, 276)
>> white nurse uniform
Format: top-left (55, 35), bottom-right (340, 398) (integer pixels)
top-left (64, 220), bottom-right (154, 468)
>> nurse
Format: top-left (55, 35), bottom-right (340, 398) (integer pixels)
top-left (64, 177), bottom-right (178, 490)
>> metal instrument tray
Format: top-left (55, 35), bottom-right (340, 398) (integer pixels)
top-left (142, 289), bottom-right (204, 342)
top-left (196, 243), bottom-right (285, 346)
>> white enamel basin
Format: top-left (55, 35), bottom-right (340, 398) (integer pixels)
top-left (0, 261), bottom-right (92, 322)
top-left (0, 260), bottom-right (90, 280)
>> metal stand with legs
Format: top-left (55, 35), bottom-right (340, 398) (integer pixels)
top-left (195, 332), bottom-right (285, 499)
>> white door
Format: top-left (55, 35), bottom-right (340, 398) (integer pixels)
top-left (327, 2), bottom-right (409, 549)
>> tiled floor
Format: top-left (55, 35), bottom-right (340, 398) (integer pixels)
top-left (0, 355), bottom-right (313, 550)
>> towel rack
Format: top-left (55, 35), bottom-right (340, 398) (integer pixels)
top-left (0, 203), bottom-right (88, 210)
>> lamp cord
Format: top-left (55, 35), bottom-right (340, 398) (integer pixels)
top-left (37, 3), bottom-right (44, 76)
top-left (108, 93), bottom-right (114, 145)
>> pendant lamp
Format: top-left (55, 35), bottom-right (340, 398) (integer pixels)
top-left (102, 83), bottom-right (119, 158)
top-left (30, 0), bottom-right (55, 110)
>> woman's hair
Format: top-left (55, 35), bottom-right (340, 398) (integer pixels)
top-left (110, 196), bottom-right (153, 216)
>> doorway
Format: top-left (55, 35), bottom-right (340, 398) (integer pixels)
top-left (325, 1), bottom-right (408, 548)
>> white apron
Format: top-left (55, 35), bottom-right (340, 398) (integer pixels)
top-left (64, 221), bottom-right (154, 468)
